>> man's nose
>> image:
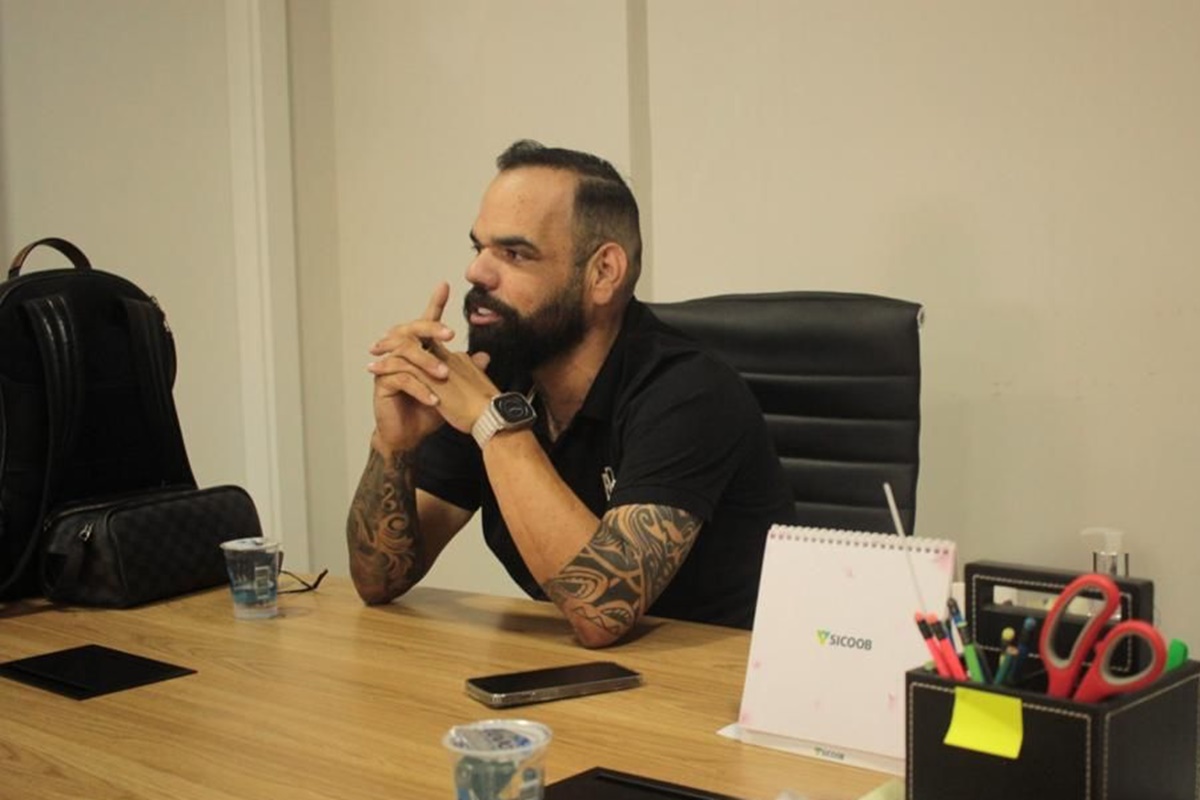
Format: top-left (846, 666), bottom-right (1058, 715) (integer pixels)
top-left (465, 249), bottom-right (499, 289)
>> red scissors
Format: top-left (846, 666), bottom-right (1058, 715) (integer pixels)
top-left (1039, 572), bottom-right (1166, 703)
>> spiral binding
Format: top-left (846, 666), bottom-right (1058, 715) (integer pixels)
top-left (767, 524), bottom-right (954, 556)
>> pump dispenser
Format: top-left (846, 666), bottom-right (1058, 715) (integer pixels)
top-left (1081, 527), bottom-right (1128, 576)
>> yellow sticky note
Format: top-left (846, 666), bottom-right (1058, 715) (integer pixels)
top-left (942, 686), bottom-right (1024, 759)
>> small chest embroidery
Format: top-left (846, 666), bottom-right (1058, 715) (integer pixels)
top-left (601, 466), bottom-right (617, 501)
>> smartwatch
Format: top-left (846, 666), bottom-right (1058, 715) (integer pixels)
top-left (471, 392), bottom-right (537, 448)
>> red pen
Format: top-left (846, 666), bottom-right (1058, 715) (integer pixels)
top-left (915, 612), bottom-right (951, 678)
top-left (928, 613), bottom-right (967, 681)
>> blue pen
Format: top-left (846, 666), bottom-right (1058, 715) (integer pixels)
top-left (1005, 616), bottom-right (1037, 686)
top-left (993, 627), bottom-right (1017, 685)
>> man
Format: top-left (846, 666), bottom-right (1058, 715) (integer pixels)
top-left (347, 140), bottom-right (794, 648)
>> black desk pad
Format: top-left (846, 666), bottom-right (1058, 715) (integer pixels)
top-left (0, 644), bottom-right (195, 699)
top-left (545, 767), bottom-right (746, 800)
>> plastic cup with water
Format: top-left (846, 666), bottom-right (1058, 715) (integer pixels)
top-left (219, 537), bottom-right (280, 619)
top-left (443, 719), bottom-right (551, 800)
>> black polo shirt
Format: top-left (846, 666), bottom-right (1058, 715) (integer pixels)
top-left (415, 299), bottom-right (796, 628)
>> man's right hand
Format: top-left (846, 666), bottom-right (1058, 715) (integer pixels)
top-left (367, 282), bottom-right (457, 455)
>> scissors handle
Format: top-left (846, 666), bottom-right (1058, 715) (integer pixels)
top-left (1073, 620), bottom-right (1167, 703)
top-left (1040, 573), bottom-right (1121, 699)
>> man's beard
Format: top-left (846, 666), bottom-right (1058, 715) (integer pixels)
top-left (464, 276), bottom-right (587, 387)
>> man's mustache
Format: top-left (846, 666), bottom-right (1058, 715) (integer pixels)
top-left (463, 287), bottom-right (518, 323)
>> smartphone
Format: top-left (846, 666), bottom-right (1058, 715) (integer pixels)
top-left (465, 661), bottom-right (643, 708)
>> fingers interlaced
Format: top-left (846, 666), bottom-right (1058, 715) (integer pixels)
top-left (425, 339), bottom-right (453, 359)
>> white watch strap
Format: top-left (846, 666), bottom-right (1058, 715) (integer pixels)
top-left (471, 403), bottom-right (503, 448)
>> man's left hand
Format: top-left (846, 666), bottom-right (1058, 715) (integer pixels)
top-left (425, 341), bottom-right (497, 433)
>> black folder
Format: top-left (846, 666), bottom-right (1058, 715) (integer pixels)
top-left (545, 767), bottom-right (745, 800)
top-left (0, 644), bottom-right (195, 699)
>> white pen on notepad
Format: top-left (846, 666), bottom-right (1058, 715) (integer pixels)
top-left (883, 481), bottom-right (928, 614)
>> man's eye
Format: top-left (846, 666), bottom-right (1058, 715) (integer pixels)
top-left (504, 248), bottom-right (524, 262)
top-left (470, 243), bottom-right (483, 255)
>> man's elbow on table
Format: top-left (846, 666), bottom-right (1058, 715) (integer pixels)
top-left (559, 605), bottom-right (639, 649)
top-left (348, 568), bottom-right (409, 607)
top-left (355, 586), bottom-right (396, 606)
top-left (573, 624), bottom-right (624, 650)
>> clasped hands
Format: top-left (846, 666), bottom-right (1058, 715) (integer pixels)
top-left (367, 283), bottom-right (497, 448)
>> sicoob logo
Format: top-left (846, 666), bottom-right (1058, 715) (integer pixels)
top-left (815, 629), bottom-right (873, 650)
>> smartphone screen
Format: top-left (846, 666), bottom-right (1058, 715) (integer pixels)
top-left (465, 661), bottom-right (643, 708)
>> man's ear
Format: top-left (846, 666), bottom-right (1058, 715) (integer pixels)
top-left (587, 242), bottom-right (629, 307)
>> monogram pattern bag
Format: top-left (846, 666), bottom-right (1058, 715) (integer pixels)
top-left (40, 485), bottom-right (261, 608)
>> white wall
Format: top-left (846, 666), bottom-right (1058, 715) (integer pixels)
top-left (4, 1), bottom-right (1197, 646)
top-left (643, 1), bottom-right (1200, 639)
top-left (0, 0), bottom-right (309, 565)
top-left (0, 0), bottom-right (246, 488)
top-left (288, 0), bottom-right (347, 584)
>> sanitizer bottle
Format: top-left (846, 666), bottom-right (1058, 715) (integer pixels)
top-left (1081, 527), bottom-right (1128, 576)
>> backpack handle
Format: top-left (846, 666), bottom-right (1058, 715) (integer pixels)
top-left (8, 238), bottom-right (92, 279)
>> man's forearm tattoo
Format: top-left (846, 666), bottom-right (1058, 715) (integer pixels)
top-left (541, 505), bottom-right (700, 635)
top-left (346, 447), bottom-right (426, 601)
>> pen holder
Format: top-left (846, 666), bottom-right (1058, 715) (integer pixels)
top-left (905, 660), bottom-right (1200, 800)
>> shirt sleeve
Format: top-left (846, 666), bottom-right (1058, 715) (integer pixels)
top-left (414, 423), bottom-right (483, 512)
top-left (608, 353), bottom-right (756, 522)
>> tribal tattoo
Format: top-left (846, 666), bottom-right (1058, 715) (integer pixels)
top-left (541, 504), bottom-right (701, 638)
top-left (346, 447), bottom-right (426, 603)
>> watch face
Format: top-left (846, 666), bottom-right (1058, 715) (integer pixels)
top-left (494, 392), bottom-right (536, 425)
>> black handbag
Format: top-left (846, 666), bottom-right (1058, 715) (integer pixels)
top-left (40, 485), bottom-right (261, 608)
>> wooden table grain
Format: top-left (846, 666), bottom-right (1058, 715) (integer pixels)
top-left (0, 578), bottom-right (890, 800)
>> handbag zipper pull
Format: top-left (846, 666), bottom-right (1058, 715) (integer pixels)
top-left (78, 522), bottom-right (94, 542)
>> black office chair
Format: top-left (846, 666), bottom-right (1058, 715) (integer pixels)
top-left (646, 292), bottom-right (924, 534)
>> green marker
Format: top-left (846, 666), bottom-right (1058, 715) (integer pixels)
top-left (947, 597), bottom-right (992, 683)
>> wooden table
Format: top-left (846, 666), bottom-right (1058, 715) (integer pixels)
top-left (0, 578), bottom-right (891, 800)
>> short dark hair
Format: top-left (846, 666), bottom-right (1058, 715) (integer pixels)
top-left (496, 140), bottom-right (642, 290)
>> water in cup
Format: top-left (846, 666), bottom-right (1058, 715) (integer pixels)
top-left (219, 537), bottom-right (280, 619)
top-left (443, 719), bottom-right (551, 800)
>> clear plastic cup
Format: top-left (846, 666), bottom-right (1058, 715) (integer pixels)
top-left (443, 719), bottom-right (552, 800)
top-left (219, 537), bottom-right (280, 619)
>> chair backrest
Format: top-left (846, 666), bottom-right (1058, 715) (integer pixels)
top-left (646, 291), bottom-right (923, 534)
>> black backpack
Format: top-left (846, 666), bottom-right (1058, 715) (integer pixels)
top-left (0, 238), bottom-right (195, 599)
